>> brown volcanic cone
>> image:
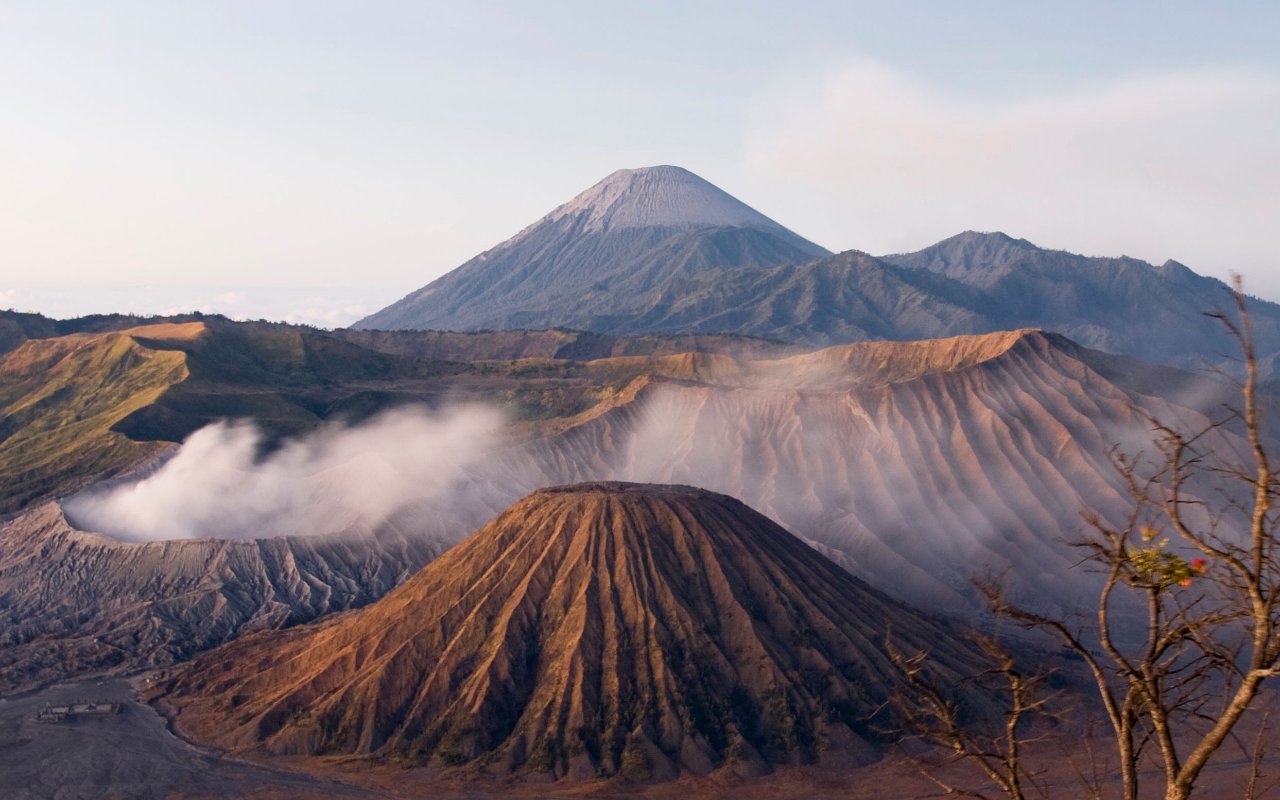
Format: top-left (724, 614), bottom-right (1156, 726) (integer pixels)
top-left (165, 483), bottom-right (985, 781)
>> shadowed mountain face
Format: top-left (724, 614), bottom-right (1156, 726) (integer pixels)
top-left (164, 483), bottom-right (987, 782)
top-left (353, 165), bottom-right (830, 332)
top-left (880, 231), bottom-right (1280, 374)
top-left (0, 504), bottom-right (445, 693)
top-left (561, 240), bottom-right (1280, 374)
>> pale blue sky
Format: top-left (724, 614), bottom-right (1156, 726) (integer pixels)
top-left (2, 2), bottom-right (1278, 324)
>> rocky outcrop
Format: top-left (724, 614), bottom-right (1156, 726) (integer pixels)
top-left (0, 503), bottom-right (445, 693)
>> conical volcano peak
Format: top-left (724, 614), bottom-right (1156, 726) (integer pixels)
top-left (165, 482), bottom-right (991, 781)
top-left (353, 165), bottom-right (828, 331)
top-left (442, 481), bottom-right (797, 573)
top-left (546, 165), bottom-right (800, 235)
top-left (488, 481), bottom-right (769, 552)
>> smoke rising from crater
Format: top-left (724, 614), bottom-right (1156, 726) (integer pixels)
top-left (57, 341), bottom-right (1242, 623)
top-left (65, 405), bottom-right (507, 541)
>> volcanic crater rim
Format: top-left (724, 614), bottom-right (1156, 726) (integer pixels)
top-left (530, 480), bottom-right (722, 499)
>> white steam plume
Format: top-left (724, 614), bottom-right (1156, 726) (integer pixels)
top-left (65, 405), bottom-right (506, 541)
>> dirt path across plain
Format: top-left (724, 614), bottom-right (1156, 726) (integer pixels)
top-left (0, 677), bottom-right (375, 800)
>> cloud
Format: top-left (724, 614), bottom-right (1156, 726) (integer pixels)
top-left (64, 405), bottom-right (506, 540)
top-left (745, 60), bottom-right (1280, 292)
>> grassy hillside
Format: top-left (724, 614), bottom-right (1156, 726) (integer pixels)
top-left (0, 324), bottom-right (197, 511)
top-left (0, 316), bottom-right (782, 513)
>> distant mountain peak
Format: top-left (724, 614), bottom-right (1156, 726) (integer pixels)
top-left (353, 166), bottom-right (828, 332)
top-left (1158, 258), bottom-right (1197, 278)
top-left (881, 230), bottom-right (1047, 278)
top-left (542, 164), bottom-right (802, 236)
top-left (952, 229), bottom-right (1037, 246)
top-left (930, 230), bottom-right (1042, 258)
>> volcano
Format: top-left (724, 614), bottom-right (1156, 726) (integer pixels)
top-left (353, 165), bottom-right (829, 332)
top-left (164, 483), bottom-right (985, 782)
top-left (354, 163), bottom-right (1280, 376)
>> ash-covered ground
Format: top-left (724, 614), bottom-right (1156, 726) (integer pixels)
top-left (0, 677), bottom-right (368, 800)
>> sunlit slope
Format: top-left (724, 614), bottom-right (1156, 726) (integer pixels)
top-left (526, 330), bottom-right (1238, 611)
top-left (0, 318), bottom-right (784, 513)
top-left (164, 483), bottom-right (989, 781)
top-left (0, 323), bottom-right (198, 511)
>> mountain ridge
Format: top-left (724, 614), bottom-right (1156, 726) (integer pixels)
top-left (356, 167), bottom-right (1280, 376)
top-left (0, 319), bottom-right (1252, 693)
top-left (877, 230), bottom-right (1280, 371)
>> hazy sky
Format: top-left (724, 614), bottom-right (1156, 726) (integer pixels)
top-left (2, 2), bottom-right (1278, 325)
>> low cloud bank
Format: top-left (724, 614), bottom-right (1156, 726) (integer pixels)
top-left (65, 405), bottom-right (506, 541)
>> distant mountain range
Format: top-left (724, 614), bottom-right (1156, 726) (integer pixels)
top-left (357, 165), bottom-right (1280, 375)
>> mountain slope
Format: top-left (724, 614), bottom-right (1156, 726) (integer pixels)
top-left (0, 316), bottom-right (793, 514)
top-left (520, 330), bottom-right (1237, 613)
top-left (492, 228), bottom-right (1277, 374)
top-left (354, 166), bottom-right (829, 331)
top-left (358, 161), bottom-right (1280, 374)
top-left (880, 231), bottom-right (1280, 372)
top-left (0, 325), bottom-right (1248, 690)
top-left (0, 323), bottom-right (196, 510)
top-left (577, 250), bottom-right (990, 343)
top-left (164, 483), bottom-right (987, 781)
top-left (0, 503), bottom-right (444, 693)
